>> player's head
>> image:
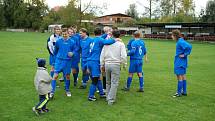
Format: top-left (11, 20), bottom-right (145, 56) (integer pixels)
top-left (94, 27), bottom-right (102, 36)
top-left (54, 26), bottom-right (61, 35)
top-left (71, 25), bottom-right (77, 32)
top-left (36, 58), bottom-right (46, 68)
top-left (112, 30), bottom-right (120, 38)
top-left (62, 28), bottom-right (69, 39)
top-left (79, 28), bottom-right (88, 39)
top-left (133, 31), bottom-right (141, 38)
top-left (68, 27), bottom-right (75, 37)
top-left (172, 29), bottom-right (181, 41)
top-left (103, 26), bottom-right (112, 34)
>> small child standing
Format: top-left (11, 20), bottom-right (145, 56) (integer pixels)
top-left (33, 58), bottom-right (52, 116)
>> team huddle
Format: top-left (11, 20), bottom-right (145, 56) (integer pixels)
top-left (33, 26), bottom-right (192, 115)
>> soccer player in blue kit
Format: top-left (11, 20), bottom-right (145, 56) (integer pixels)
top-left (68, 27), bottom-right (81, 86)
top-left (123, 31), bottom-right (148, 92)
top-left (171, 30), bottom-right (192, 97)
top-left (79, 28), bottom-right (92, 89)
top-left (47, 26), bottom-right (61, 78)
top-left (50, 28), bottom-right (76, 98)
top-left (87, 28), bottom-right (115, 101)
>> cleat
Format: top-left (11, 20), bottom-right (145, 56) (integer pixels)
top-left (79, 85), bottom-right (87, 89)
top-left (172, 93), bottom-right (181, 97)
top-left (182, 93), bottom-right (187, 96)
top-left (42, 109), bottom-right (49, 113)
top-left (88, 97), bottom-right (97, 101)
top-left (66, 91), bottom-right (72, 97)
top-left (137, 88), bottom-right (144, 92)
top-left (100, 94), bottom-right (106, 98)
top-left (121, 87), bottom-right (130, 91)
top-left (49, 93), bottom-right (54, 99)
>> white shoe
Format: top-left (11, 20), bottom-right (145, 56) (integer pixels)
top-left (66, 91), bottom-right (72, 97)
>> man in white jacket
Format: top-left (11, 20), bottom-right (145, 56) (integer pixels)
top-left (100, 30), bottom-right (127, 105)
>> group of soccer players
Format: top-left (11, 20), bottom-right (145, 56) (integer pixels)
top-left (46, 25), bottom-right (192, 103)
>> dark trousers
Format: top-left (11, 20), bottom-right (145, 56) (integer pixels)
top-left (35, 93), bottom-right (50, 110)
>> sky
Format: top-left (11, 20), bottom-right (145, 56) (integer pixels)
top-left (45, 0), bottom-right (208, 16)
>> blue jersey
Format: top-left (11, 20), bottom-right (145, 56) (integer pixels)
top-left (127, 38), bottom-right (135, 51)
top-left (174, 38), bottom-right (192, 68)
top-left (54, 37), bottom-right (75, 60)
top-left (80, 36), bottom-right (93, 61)
top-left (70, 35), bottom-right (81, 62)
top-left (128, 39), bottom-right (147, 60)
top-left (87, 36), bottom-right (115, 61)
top-left (101, 33), bottom-right (108, 39)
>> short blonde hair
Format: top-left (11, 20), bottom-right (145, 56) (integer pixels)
top-left (172, 29), bottom-right (181, 39)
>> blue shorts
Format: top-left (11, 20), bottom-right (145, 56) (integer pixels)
top-left (81, 60), bottom-right (88, 71)
top-left (71, 60), bottom-right (79, 70)
top-left (49, 55), bottom-right (55, 66)
top-left (87, 60), bottom-right (100, 77)
top-left (54, 58), bottom-right (72, 75)
top-left (174, 67), bottom-right (186, 75)
top-left (129, 60), bottom-right (143, 73)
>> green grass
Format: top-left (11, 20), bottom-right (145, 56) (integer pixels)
top-left (0, 31), bottom-right (215, 121)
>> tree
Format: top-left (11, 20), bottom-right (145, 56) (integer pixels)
top-left (200, 0), bottom-right (215, 22)
top-left (136, 0), bottom-right (160, 21)
top-left (125, 3), bottom-right (139, 19)
top-left (160, 0), bottom-right (172, 16)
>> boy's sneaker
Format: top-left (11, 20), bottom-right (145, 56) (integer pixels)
top-left (137, 88), bottom-right (144, 92)
top-left (49, 93), bottom-right (54, 99)
top-left (32, 107), bottom-right (41, 116)
top-left (79, 85), bottom-right (87, 89)
top-left (122, 87), bottom-right (130, 91)
top-left (88, 96), bottom-right (97, 101)
top-left (66, 91), bottom-right (72, 97)
top-left (172, 93), bottom-right (181, 97)
top-left (42, 109), bottom-right (49, 113)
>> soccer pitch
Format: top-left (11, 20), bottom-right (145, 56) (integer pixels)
top-left (0, 31), bottom-right (215, 121)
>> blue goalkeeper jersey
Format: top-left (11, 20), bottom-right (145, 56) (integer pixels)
top-left (128, 39), bottom-right (147, 60)
top-left (174, 38), bottom-right (192, 68)
top-left (87, 36), bottom-right (115, 61)
top-left (54, 37), bottom-right (75, 60)
top-left (80, 36), bottom-right (93, 61)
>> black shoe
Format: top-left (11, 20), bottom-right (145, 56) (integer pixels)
top-left (137, 88), bottom-right (144, 92)
top-left (172, 93), bottom-right (181, 97)
top-left (79, 85), bottom-right (87, 89)
top-left (74, 82), bottom-right (77, 87)
top-left (182, 93), bottom-right (187, 96)
top-left (122, 87), bottom-right (130, 91)
top-left (88, 97), bottom-right (96, 101)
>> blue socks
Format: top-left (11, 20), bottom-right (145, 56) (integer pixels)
top-left (82, 74), bottom-right (89, 86)
top-left (126, 77), bottom-right (132, 88)
top-left (139, 77), bottom-right (144, 89)
top-left (97, 80), bottom-right (104, 95)
top-left (65, 80), bottom-right (70, 92)
top-left (88, 84), bottom-right (96, 98)
top-left (51, 80), bottom-right (56, 93)
top-left (177, 80), bottom-right (183, 95)
top-left (182, 80), bottom-right (187, 94)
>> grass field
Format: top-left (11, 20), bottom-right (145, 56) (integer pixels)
top-left (0, 31), bottom-right (215, 121)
